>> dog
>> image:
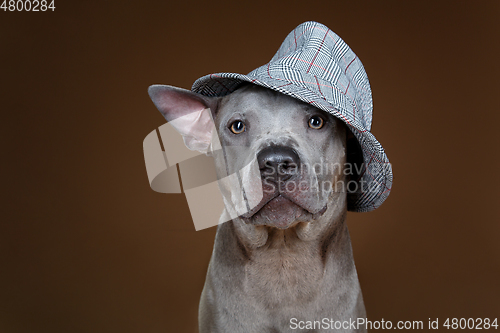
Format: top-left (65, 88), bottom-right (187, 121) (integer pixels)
top-left (148, 21), bottom-right (392, 333)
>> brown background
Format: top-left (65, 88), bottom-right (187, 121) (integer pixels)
top-left (1, 1), bottom-right (499, 332)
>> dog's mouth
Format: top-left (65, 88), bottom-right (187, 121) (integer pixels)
top-left (232, 150), bottom-right (333, 229)
top-left (241, 193), bottom-right (327, 229)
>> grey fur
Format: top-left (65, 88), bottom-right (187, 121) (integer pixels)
top-left (149, 84), bottom-right (367, 333)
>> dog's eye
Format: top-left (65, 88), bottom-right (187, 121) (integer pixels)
top-left (308, 116), bottom-right (324, 129)
top-left (229, 120), bottom-right (246, 134)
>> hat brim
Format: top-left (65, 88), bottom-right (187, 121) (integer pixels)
top-left (192, 72), bottom-right (392, 212)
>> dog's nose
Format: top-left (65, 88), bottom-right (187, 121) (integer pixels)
top-left (257, 146), bottom-right (300, 182)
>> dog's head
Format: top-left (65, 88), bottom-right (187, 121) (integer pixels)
top-left (149, 84), bottom-right (361, 230)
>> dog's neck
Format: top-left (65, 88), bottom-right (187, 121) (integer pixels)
top-left (212, 193), bottom-right (356, 305)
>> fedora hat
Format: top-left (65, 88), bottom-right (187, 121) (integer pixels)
top-left (192, 21), bottom-right (392, 212)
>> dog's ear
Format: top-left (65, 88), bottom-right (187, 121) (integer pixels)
top-left (346, 129), bottom-right (365, 183)
top-left (148, 85), bottom-right (219, 153)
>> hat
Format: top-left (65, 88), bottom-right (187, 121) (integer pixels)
top-left (191, 21), bottom-right (392, 212)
